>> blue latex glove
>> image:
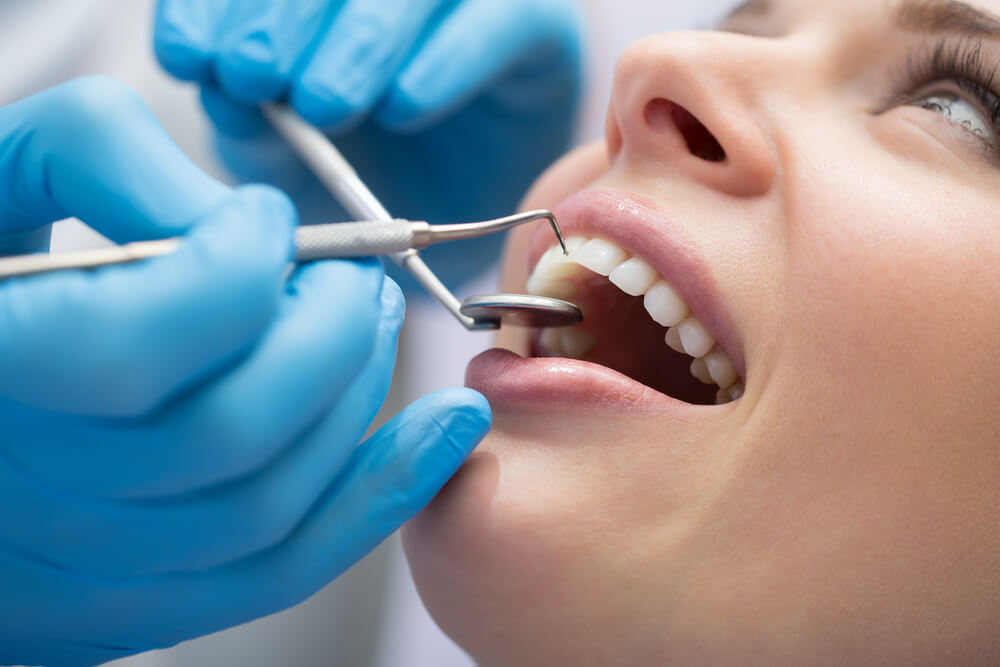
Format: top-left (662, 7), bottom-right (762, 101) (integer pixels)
top-left (0, 77), bottom-right (491, 667)
top-left (153, 0), bottom-right (582, 285)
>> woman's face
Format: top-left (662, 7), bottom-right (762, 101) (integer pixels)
top-left (404, 1), bottom-right (1000, 664)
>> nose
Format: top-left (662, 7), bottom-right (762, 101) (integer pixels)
top-left (606, 31), bottom-right (778, 198)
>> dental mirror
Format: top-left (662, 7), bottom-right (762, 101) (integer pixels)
top-left (460, 294), bottom-right (583, 328)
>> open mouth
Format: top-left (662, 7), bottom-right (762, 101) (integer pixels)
top-left (522, 190), bottom-right (745, 407)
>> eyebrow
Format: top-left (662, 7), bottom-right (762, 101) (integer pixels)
top-left (896, 0), bottom-right (1000, 36)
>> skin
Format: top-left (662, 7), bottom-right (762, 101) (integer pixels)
top-left (403, 1), bottom-right (1000, 664)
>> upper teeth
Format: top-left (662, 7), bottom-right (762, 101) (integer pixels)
top-left (528, 235), bottom-right (744, 404)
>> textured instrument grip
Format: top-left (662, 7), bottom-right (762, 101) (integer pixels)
top-left (294, 221), bottom-right (415, 260)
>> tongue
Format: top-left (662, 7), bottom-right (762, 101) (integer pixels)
top-left (567, 276), bottom-right (717, 405)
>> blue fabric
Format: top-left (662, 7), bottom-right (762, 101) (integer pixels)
top-left (0, 77), bottom-right (491, 666)
top-left (154, 0), bottom-right (583, 287)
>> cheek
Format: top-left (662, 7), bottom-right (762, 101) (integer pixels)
top-left (778, 134), bottom-right (1000, 413)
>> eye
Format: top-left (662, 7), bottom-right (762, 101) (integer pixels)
top-left (913, 91), bottom-right (998, 148)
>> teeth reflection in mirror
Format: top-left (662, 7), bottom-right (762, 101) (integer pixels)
top-left (539, 328), bottom-right (563, 356)
top-left (676, 317), bottom-right (715, 358)
top-left (716, 388), bottom-right (733, 405)
top-left (690, 357), bottom-right (713, 385)
top-left (703, 347), bottom-right (738, 389)
top-left (664, 327), bottom-right (685, 354)
top-left (643, 281), bottom-right (689, 327)
top-left (609, 257), bottom-right (659, 296)
top-left (561, 328), bottom-right (596, 359)
top-left (728, 381), bottom-right (745, 401)
top-left (571, 239), bottom-right (628, 276)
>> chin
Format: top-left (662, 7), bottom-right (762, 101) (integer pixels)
top-left (402, 430), bottom-right (626, 666)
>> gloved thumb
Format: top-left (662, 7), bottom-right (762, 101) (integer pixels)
top-left (352, 387), bottom-right (493, 531)
top-left (276, 387), bottom-right (492, 603)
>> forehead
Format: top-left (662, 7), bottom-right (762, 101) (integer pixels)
top-left (729, 0), bottom-right (1000, 25)
top-left (722, 0), bottom-right (1000, 47)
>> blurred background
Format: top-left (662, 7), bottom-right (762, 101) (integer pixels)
top-left (1, 0), bottom-right (738, 664)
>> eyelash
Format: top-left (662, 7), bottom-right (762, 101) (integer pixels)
top-left (892, 38), bottom-right (1000, 147)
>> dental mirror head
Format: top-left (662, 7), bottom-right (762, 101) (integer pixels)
top-left (460, 294), bottom-right (583, 329)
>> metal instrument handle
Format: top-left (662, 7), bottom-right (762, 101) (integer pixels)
top-left (295, 220), bottom-right (416, 260)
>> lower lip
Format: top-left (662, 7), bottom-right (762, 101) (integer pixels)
top-left (466, 348), bottom-right (708, 415)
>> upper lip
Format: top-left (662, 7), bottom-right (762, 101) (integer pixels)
top-left (527, 188), bottom-right (746, 379)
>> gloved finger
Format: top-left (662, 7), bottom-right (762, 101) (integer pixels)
top-left (212, 0), bottom-right (340, 104)
top-left (154, 0), bottom-right (230, 83)
top-left (198, 86), bottom-right (349, 226)
top-left (199, 83), bottom-right (271, 139)
top-left (377, 0), bottom-right (582, 132)
top-left (199, 85), bottom-right (312, 194)
top-left (0, 268), bottom-right (399, 579)
top-left (0, 262), bottom-right (394, 501)
top-left (38, 388), bottom-right (490, 646)
top-left (290, 0), bottom-right (449, 130)
top-left (0, 77), bottom-right (230, 242)
top-left (0, 629), bottom-right (131, 667)
top-left (0, 227), bottom-right (53, 256)
top-left (0, 185), bottom-right (294, 417)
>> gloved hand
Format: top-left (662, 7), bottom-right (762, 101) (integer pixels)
top-left (0, 77), bottom-right (491, 667)
top-left (153, 0), bottom-right (582, 284)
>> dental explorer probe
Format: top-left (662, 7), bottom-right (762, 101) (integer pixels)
top-left (262, 103), bottom-right (581, 331)
top-left (0, 210), bottom-right (562, 280)
top-left (0, 211), bottom-right (563, 280)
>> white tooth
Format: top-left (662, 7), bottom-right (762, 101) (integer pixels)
top-left (664, 327), bottom-right (686, 354)
top-left (539, 328), bottom-right (563, 356)
top-left (608, 257), bottom-right (658, 296)
top-left (716, 388), bottom-right (734, 405)
top-left (643, 281), bottom-right (689, 327)
top-left (703, 347), bottom-right (738, 389)
top-left (728, 381), bottom-right (746, 401)
top-left (561, 327), bottom-right (596, 359)
top-left (676, 317), bottom-right (715, 358)
top-left (527, 237), bottom-right (588, 297)
top-left (561, 236), bottom-right (588, 254)
top-left (571, 238), bottom-right (629, 276)
top-left (532, 236), bottom-right (588, 281)
top-left (526, 274), bottom-right (577, 299)
top-left (690, 357), bottom-right (714, 385)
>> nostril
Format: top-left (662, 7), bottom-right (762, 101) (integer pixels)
top-left (671, 104), bottom-right (727, 163)
top-left (644, 98), bottom-right (726, 163)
